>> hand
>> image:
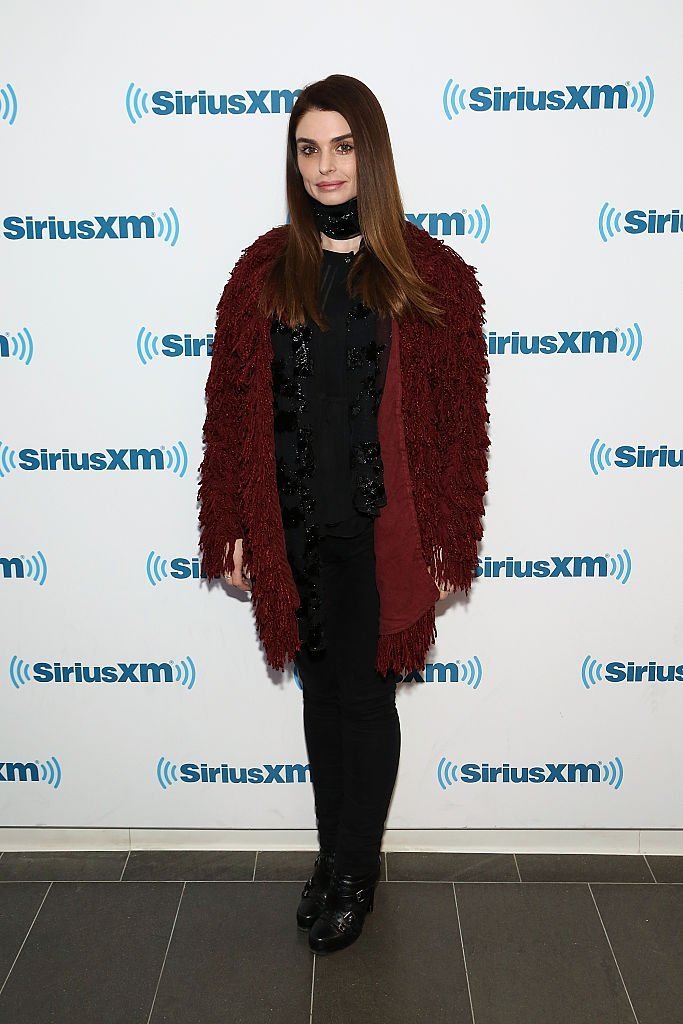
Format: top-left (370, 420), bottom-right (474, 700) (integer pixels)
top-left (428, 567), bottom-right (454, 602)
top-left (224, 538), bottom-right (252, 591)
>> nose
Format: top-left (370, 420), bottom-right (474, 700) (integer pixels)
top-left (318, 147), bottom-right (336, 175)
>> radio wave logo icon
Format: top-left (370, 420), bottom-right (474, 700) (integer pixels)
top-left (608, 548), bottom-right (632, 585)
top-left (581, 655), bottom-right (604, 689)
top-left (173, 656), bottom-right (196, 690)
top-left (147, 550), bottom-right (170, 587)
top-left (1, 326), bottom-right (34, 364)
top-left (163, 440), bottom-right (188, 477)
top-left (293, 664), bottom-right (303, 690)
top-left (442, 80), bottom-right (467, 119)
top-left (157, 756), bottom-right (179, 790)
top-left (628, 75), bottom-right (655, 118)
top-left (125, 82), bottom-right (150, 124)
top-left (39, 756), bottom-right (62, 789)
top-left (436, 758), bottom-right (459, 789)
top-left (460, 656), bottom-right (483, 688)
top-left (1, 81), bottom-right (18, 125)
top-left (619, 322), bottom-right (642, 362)
top-left (136, 326), bottom-right (160, 365)
top-left (601, 756), bottom-right (624, 789)
top-left (0, 441), bottom-right (17, 478)
top-left (589, 437), bottom-right (613, 475)
top-left (154, 207), bottom-right (180, 247)
top-left (14, 550), bottom-right (48, 585)
top-left (598, 203), bottom-right (623, 242)
top-left (465, 204), bottom-right (490, 244)
top-left (9, 655), bottom-right (32, 689)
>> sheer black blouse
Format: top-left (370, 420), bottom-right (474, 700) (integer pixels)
top-left (270, 246), bottom-right (374, 539)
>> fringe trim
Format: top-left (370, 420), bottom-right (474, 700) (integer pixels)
top-left (198, 222), bottom-right (489, 673)
top-left (248, 573), bottom-right (301, 672)
top-left (375, 603), bottom-right (437, 676)
top-left (198, 531), bottom-right (239, 582)
top-left (399, 222), bottom-right (491, 600)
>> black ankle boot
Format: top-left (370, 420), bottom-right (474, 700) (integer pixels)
top-left (307, 858), bottom-right (381, 955)
top-left (296, 849), bottom-right (336, 930)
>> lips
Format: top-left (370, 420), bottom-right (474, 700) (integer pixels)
top-left (317, 182), bottom-right (344, 189)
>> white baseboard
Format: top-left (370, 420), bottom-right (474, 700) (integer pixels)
top-left (1, 828), bottom-right (682, 855)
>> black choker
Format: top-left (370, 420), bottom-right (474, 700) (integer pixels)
top-left (307, 193), bottom-right (362, 239)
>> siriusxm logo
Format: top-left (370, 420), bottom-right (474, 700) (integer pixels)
top-left (1, 81), bottom-right (18, 125)
top-left (489, 322), bottom-right (642, 361)
top-left (137, 327), bottom-right (214, 364)
top-left (294, 659), bottom-right (481, 692)
top-left (437, 756), bottom-right (624, 790)
top-left (147, 551), bottom-right (208, 585)
top-left (443, 76), bottom-right (654, 119)
top-left (157, 758), bottom-right (309, 789)
top-left (599, 204), bottom-right (682, 241)
top-left (126, 84), bottom-right (301, 124)
top-left (590, 440), bottom-right (682, 474)
top-left (0, 757), bottom-right (62, 787)
top-left (293, 659), bottom-right (482, 689)
top-left (1, 551), bottom-right (47, 584)
top-left (10, 656), bottom-right (196, 689)
top-left (0, 326), bottom-right (34, 364)
top-left (0, 442), bottom-right (188, 478)
top-left (3, 208), bottom-right (179, 246)
top-left (401, 657), bottom-right (482, 687)
top-left (406, 206), bottom-right (490, 243)
top-left (582, 656), bottom-right (683, 688)
top-left (477, 550), bottom-right (632, 584)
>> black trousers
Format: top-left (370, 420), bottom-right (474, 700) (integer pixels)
top-left (293, 517), bottom-right (401, 877)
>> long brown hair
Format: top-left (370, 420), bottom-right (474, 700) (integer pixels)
top-left (257, 74), bottom-right (445, 331)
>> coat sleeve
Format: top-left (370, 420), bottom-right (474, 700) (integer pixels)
top-left (432, 252), bottom-right (490, 595)
top-left (197, 275), bottom-right (246, 580)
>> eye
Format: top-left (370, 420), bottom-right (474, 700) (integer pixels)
top-left (338, 142), bottom-right (354, 154)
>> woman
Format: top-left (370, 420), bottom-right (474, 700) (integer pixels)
top-left (198, 74), bottom-right (490, 955)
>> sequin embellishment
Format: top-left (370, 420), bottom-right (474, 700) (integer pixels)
top-left (269, 290), bottom-right (392, 656)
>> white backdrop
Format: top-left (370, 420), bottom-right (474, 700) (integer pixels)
top-left (1, 0), bottom-right (682, 837)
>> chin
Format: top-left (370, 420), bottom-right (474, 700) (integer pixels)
top-left (314, 187), bottom-right (354, 203)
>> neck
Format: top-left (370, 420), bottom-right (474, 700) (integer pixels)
top-left (320, 232), bottom-right (362, 254)
top-left (306, 191), bottom-right (362, 250)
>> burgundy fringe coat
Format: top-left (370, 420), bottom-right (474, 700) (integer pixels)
top-left (197, 220), bottom-right (490, 675)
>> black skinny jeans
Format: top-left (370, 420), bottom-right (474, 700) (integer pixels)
top-left (293, 517), bottom-right (401, 878)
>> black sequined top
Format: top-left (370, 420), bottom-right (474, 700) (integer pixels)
top-left (269, 244), bottom-right (392, 651)
top-left (306, 247), bottom-right (370, 536)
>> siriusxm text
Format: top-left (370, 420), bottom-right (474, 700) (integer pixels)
top-left (180, 763), bottom-right (310, 784)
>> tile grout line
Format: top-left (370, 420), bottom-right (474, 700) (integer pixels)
top-left (0, 880), bottom-right (53, 997)
top-left (0, 877), bottom-right (680, 885)
top-left (452, 883), bottom-right (477, 1024)
top-left (642, 854), bottom-right (657, 883)
top-left (512, 852), bottom-right (522, 882)
top-left (119, 849), bottom-right (132, 882)
top-left (145, 881), bottom-right (187, 1024)
top-left (309, 951), bottom-right (316, 1024)
top-left (252, 851), bottom-right (259, 882)
top-left (587, 882), bottom-right (640, 1024)
top-left (385, 853), bottom-right (389, 882)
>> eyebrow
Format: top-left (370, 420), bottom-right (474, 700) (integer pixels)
top-left (295, 132), bottom-right (353, 144)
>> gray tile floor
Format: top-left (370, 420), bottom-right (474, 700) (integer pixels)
top-left (0, 848), bottom-right (681, 1023)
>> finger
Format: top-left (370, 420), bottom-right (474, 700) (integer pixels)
top-left (228, 570), bottom-right (251, 592)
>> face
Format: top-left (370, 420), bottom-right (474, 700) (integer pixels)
top-left (295, 108), bottom-right (357, 204)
